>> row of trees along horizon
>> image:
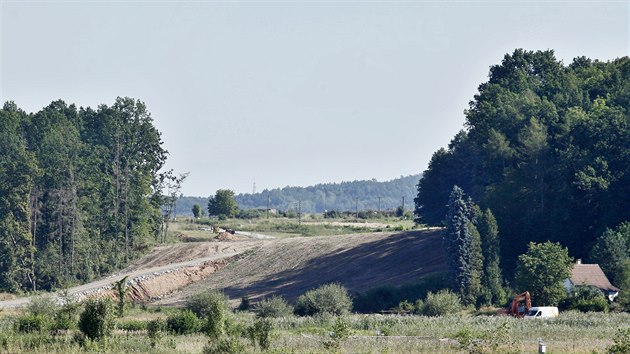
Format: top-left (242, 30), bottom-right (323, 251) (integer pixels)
top-left (175, 174), bottom-right (420, 217)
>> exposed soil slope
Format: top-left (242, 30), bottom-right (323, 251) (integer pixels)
top-left (0, 240), bottom-right (258, 308)
top-left (0, 229), bottom-right (445, 309)
top-left (157, 229), bottom-right (445, 306)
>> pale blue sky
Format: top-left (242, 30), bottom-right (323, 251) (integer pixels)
top-left (1, 1), bottom-right (628, 196)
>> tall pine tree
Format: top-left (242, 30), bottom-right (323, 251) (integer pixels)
top-left (444, 186), bottom-right (483, 305)
top-left (478, 208), bottom-right (504, 305)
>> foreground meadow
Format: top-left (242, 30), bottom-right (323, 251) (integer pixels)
top-left (0, 306), bottom-right (627, 353)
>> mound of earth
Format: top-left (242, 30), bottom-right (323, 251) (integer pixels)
top-left (156, 229), bottom-right (445, 306)
top-left (215, 232), bottom-right (239, 241)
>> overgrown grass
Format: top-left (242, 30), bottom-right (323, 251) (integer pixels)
top-left (0, 306), bottom-right (628, 353)
top-left (194, 217), bottom-right (416, 237)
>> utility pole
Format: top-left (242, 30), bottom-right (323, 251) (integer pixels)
top-left (402, 196), bottom-right (405, 210)
top-left (378, 197), bottom-right (381, 213)
top-left (355, 198), bottom-right (359, 219)
top-left (298, 200), bottom-right (302, 226)
top-left (266, 194), bottom-right (270, 219)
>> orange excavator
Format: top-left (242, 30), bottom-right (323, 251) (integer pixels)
top-left (508, 291), bottom-right (531, 318)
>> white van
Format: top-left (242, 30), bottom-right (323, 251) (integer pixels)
top-left (524, 307), bottom-right (559, 319)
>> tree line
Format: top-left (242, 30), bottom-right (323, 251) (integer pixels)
top-left (415, 49), bottom-right (630, 274)
top-left (0, 98), bottom-right (170, 292)
top-left (177, 174), bottom-right (420, 216)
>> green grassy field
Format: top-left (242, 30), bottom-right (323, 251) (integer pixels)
top-left (0, 305), bottom-right (628, 353)
top-left (174, 215), bottom-right (417, 239)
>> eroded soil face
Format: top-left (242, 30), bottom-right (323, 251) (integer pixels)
top-left (0, 229), bottom-right (444, 309)
top-left (156, 229), bottom-right (445, 306)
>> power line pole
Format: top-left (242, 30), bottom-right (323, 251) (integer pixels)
top-left (298, 200), bottom-right (302, 226)
top-left (378, 197), bottom-right (381, 213)
top-left (355, 198), bottom-right (359, 219)
top-left (267, 194), bottom-right (270, 219)
top-left (402, 196), bottom-right (405, 210)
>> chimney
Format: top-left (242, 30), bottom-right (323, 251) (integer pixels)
top-left (576, 259), bottom-right (582, 265)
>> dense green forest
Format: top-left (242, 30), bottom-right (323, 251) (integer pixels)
top-left (0, 98), bottom-right (169, 292)
top-left (176, 174), bottom-right (420, 215)
top-left (415, 49), bottom-right (630, 271)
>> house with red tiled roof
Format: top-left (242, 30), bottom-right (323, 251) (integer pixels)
top-left (564, 260), bottom-right (620, 301)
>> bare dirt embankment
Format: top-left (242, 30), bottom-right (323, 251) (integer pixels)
top-left (156, 229), bottom-right (445, 306)
top-left (0, 241), bottom-right (259, 308)
top-left (0, 229), bottom-right (445, 309)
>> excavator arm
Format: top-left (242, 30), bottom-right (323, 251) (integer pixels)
top-left (509, 291), bottom-right (531, 317)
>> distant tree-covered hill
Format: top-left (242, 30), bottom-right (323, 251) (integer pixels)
top-left (176, 174), bottom-right (420, 216)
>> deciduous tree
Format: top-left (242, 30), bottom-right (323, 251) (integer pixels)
top-left (208, 190), bottom-right (238, 218)
top-left (514, 241), bottom-right (572, 306)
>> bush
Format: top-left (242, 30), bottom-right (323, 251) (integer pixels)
top-left (186, 290), bottom-right (229, 319)
top-left (560, 286), bottom-right (609, 313)
top-left (419, 289), bottom-right (462, 316)
top-left (52, 300), bottom-right (80, 331)
top-left (147, 318), bottom-right (167, 348)
top-left (295, 283), bottom-right (352, 316)
top-left (202, 336), bottom-right (245, 354)
top-left (353, 275), bottom-right (447, 313)
top-left (185, 290), bottom-right (230, 339)
top-left (607, 327), bottom-right (630, 354)
top-left (255, 296), bottom-right (293, 318)
top-left (391, 300), bottom-right (415, 314)
top-left (237, 295), bottom-right (250, 311)
top-left (454, 321), bottom-right (516, 354)
top-left (167, 309), bottom-right (202, 335)
top-left (16, 315), bottom-right (48, 333)
top-left (247, 318), bottom-right (274, 351)
top-left (117, 320), bottom-right (147, 331)
top-left (28, 295), bottom-right (57, 318)
top-left (78, 298), bottom-right (115, 341)
top-left (323, 317), bottom-right (353, 351)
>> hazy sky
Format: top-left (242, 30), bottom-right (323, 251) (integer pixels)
top-left (1, 1), bottom-right (628, 196)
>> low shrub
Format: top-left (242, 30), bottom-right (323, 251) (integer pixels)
top-left (147, 318), bottom-right (167, 347)
top-left (28, 295), bottom-right (57, 318)
top-left (419, 289), bottom-right (462, 316)
top-left (78, 298), bottom-right (116, 341)
top-left (202, 336), bottom-right (245, 354)
top-left (454, 321), bottom-right (516, 354)
top-left (52, 300), bottom-right (80, 331)
top-left (186, 290), bottom-right (229, 319)
top-left (295, 283), bottom-right (352, 316)
top-left (167, 309), bottom-right (202, 335)
top-left (560, 285), bottom-right (609, 313)
top-left (323, 317), bottom-right (353, 351)
top-left (117, 320), bottom-right (147, 332)
top-left (247, 318), bottom-right (274, 351)
top-left (391, 300), bottom-right (415, 314)
top-left (353, 275), bottom-right (447, 313)
top-left (255, 296), bottom-right (293, 318)
top-left (16, 315), bottom-right (48, 333)
top-left (607, 327), bottom-right (630, 354)
top-left (237, 295), bottom-right (250, 311)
